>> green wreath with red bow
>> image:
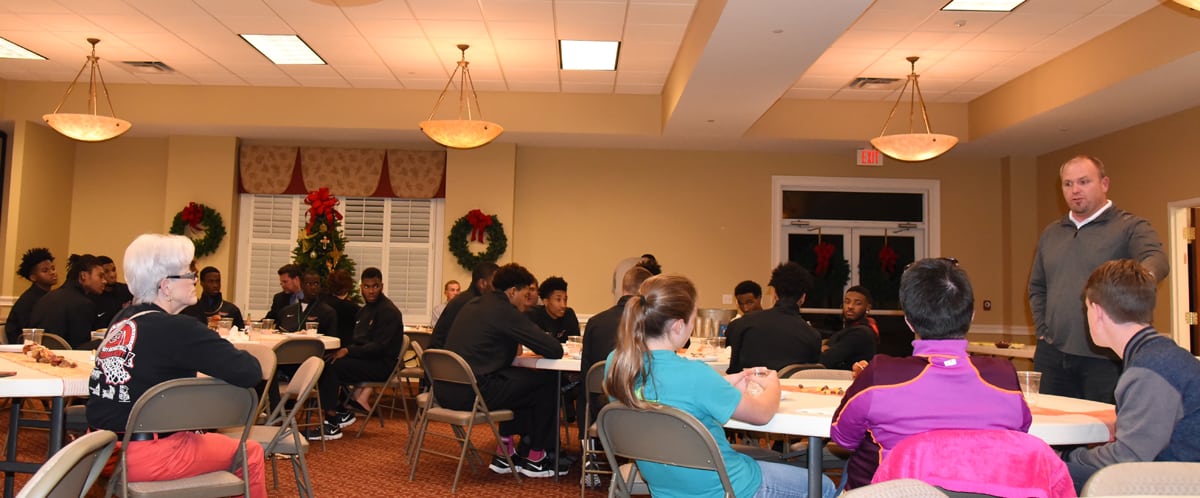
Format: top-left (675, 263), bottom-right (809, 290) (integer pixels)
top-left (169, 202), bottom-right (226, 258)
top-left (448, 209), bottom-right (507, 271)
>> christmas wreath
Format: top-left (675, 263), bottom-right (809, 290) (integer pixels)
top-left (169, 202), bottom-right (225, 258)
top-left (449, 209), bottom-right (507, 271)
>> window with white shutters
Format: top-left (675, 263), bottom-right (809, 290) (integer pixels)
top-left (236, 194), bottom-right (442, 323)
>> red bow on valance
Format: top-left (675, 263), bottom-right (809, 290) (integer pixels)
top-left (181, 202), bottom-right (204, 230)
top-left (466, 209), bottom-right (493, 242)
top-left (304, 187), bottom-right (343, 234)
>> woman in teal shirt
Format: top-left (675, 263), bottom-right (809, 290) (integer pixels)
top-left (604, 275), bottom-right (836, 498)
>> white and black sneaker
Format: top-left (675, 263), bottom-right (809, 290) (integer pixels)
top-left (331, 411), bottom-right (356, 428)
top-left (518, 454), bottom-right (570, 478)
top-left (305, 421), bottom-right (343, 441)
top-left (489, 454), bottom-right (520, 474)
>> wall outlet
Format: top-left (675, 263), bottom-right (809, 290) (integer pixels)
top-left (721, 294), bottom-right (733, 305)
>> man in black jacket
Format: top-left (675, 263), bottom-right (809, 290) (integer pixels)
top-left (30, 254), bottom-right (108, 348)
top-left (277, 270), bottom-right (337, 335)
top-left (429, 262), bottom-right (498, 349)
top-left (726, 262), bottom-right (822, 374)
top-left (309, 267), bottom-right (403, 441)
top-left (578, 265), bottom-right (652, 437)
top-left (5, 248), bottom-right (57, 344)
top-left (264, 264), bottom-right (302, 322)
top-left (180, 266), bottom-right (245, 330)
top-left (441, 263), bottom-right (566, 478)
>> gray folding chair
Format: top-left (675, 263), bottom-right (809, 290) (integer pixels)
top-left (842, 479), bottom-right (950, 497)
top-left (1081, 461), bottom-right (1200, 496)
top-left (38, 333), bottom-right (73, 350)
top-left (777, 363), bottom-right (827, 378)
top-left (108, 378), bottom-right (258, 498)
top-left (272, 337), bottom-right (328, 450)
top-left (354, 335), bottom-right (417, 437)
top-left (408, 348), bottom-right (519, 493)
top-left (580, 362), bottom-right (612, 496)
top-left (236, 356), bottom-right (324, 498)
top-left (234, 342), bottom-right (277, 424)
top-left (16, 429), bottom-right (116, 498)
top-left (596, 404), bottom-right (734, 498)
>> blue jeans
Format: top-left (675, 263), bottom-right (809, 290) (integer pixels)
top-left (753, 461), bottom-right (837, 498)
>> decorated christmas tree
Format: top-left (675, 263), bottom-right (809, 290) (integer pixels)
top-left (292, 187), bottom-right (356, 281)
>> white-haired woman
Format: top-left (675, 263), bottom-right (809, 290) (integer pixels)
top-left (86, 234), bottom-right (267, 497)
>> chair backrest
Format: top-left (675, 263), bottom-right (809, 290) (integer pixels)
top-left (872, 429), bottom-right (1074, 498)
top-left (790, 368), bottom-right (853, 380)
top-left (407, 331), bottom-right (433, 352)
top-left (236, 342), bottom-right (277, 383)
top-left (842, 478), bottom-right (949, 498)
top-left (585, 361), bottom-right (605, 396)
top-left (596, 404), bottom-right (735, 496)
top-left (1081, 461), bottom-right (1200, 496)
top-left (422, 348), bottom-right (477, 386)
top-left (778, 363), bottom-right (827, 378)
top-left (280, 355), bottom-right (325, 401)
top-left (124, 377), bottom-right (258, 435)
top-left (263, 356), bottom-right (325, 450)
top-left (40, 333), bottom-right (72, 350)
top-left (16, 429), bottom-right (117, 498)
top-left (272, 337), bottom-right (325, 365)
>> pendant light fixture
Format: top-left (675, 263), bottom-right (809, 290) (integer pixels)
top-left (419, 44), bottom-right (503, 149)
top-left (869, 56), bottom-right (957, 162)
top-left (42, 38), bottom-right (131, 142)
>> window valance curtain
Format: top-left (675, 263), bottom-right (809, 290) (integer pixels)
top-left (238, 145), bottom-right (446, 198)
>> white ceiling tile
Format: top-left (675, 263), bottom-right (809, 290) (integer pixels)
top-left (792, 75), bottom-right (853, 90)
top-left (86, 14), bottom-right (168, 34)
top-left (494, 39), bottom-right (557, 68)
top-left (560, 70), bottom-right (614, 83)
top-left (0, 0), bottom-right (72, 14)
top-left (555, 2), bottom-right (627, 26)
top-left (407, 0), bottom-right (483, 20)
top-left (613, 83), bottom-right (661, 94)
top-left (623, 23), bottom-right (685, 43)
top-left (470, 79), bottom-right (507, 91)
top-left (419, 20), bottom-right (491, 39)
top-left (354, 19), bottom-right (425, 38)
top-left (893, 31), bottom-right (977, 52)
top-left (262, 0), bottom-right (344, 17)
top-left (831, 30), bottom-right (909, 50)
top-left (283, 16), bottom-right (361, 37)
top-left (918, 11), bottom-right (1005, 33)
top-left (332, 64), bottom-right (395, 78)
top-left (338, 0), bottom-right (414, 20)
top-left (1092, 0), bottom-right (1160, 16)
top-left (20, 13), bottom-right (104, 31)
top-left (480, 0), bottom-right (553, 22)
top-left (850, 8), bottom-right (938, 31)
top-left (347, 78), bottom-right (403, 89)
top-left (615, 70), bottom-right (665, 84)
top-left (936, 91), bottom-right (981, 103)
top-left (561, 81), bottom-right (613, 93)
top-left (504, 67), bottom-right (558, 80)
top-left (194, 0), bottom-right (276, 18)
top-left (507, 80), bottom-right (559, 92)
top-left (213, 15), bottom-right (292, 34)
top-left (296, 77), bottom-right (351, 88)
top-left (831, 88), bottom-right (893, 101)
top-left (555, 23), bottom-right (623, 40)
top-left (626, 2), bottom-right (694, 24)
top-left (783, 88), bottom-right (838, 100)
top-left (399, 78), bottom-right (451, 90)
top-left (988, 12), bottom-right (1088, 35)
top-left (488, 21), bottom-right (556, 40)
top-left (960, 31), bottom-right (1048, 52)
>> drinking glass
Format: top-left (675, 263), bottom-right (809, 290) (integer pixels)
top-left (1017, 371), bottom-right (1041, 405)
top-left (21, 328), bottom-right (43, 346)
top-left (304, 321), bottom-right (319, 335)
top-left (217, 319), bottom-right (233, 337)
top-left (566, 336), bottom-right (583, 355)
top-left (746, 366), bottom-right (767, 396)
top-left (709, 337), bottom-right (726, 350)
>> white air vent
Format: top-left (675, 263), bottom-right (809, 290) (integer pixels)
top-left (847, 77), bottom-right (901, 90)
top-left (121, 61), bottom-right (174, 74)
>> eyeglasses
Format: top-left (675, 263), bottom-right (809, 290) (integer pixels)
top-left (904, 257), bottom-right (959, 271)
top-left (165, 272), bottom-right (197, 281)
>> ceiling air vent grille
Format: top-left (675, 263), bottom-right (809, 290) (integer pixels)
top-left (847, 77), bottom-right (901, 90)
top-left (121, 61), bottom-right (174, 74)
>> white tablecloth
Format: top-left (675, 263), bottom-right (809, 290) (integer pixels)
top-left (0, 350), bottom-right (93, 398)
top-left (227, 332), bottom-right (340, 350)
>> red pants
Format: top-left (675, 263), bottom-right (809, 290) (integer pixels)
top-left (124, 431), bottom-right (267, 498)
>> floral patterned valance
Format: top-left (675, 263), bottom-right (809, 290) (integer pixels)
top-left (238, 145), bottom-right (446, 198)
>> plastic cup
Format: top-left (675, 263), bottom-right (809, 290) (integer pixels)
top-left (304, 321), bottom-right (319, 335)
top-left (22, 328), bottom-right (43, 346)
top-left (566, 336), bottom-right (583, 355)
top-left (709, 337), bottom-right (727, 350)
top-left (217, 318), bottom-right (233, 337)
top-left (1017, 371), bottom-right (1041, 405)
top-left (260, 319), bottom-right (275, 332)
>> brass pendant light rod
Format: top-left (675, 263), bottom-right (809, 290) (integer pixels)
top-left (43, 37), bottom-right (131, 142)
top-left (419, 44), bottom-right (503, 149)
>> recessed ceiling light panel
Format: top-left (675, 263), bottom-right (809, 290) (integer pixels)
top-left (559, 40), bottom-right (619, 71)
top-left (941, 0), bottom-right (1025, 12)
top-left (240, 34), bottom-right (325, 65)
top-left (0, 37), bottom-right (45, 60)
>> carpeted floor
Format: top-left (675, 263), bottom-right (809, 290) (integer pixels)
top-left (2, 403), bottom-right (602, 497)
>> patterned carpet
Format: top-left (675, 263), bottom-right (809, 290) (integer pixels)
top-left (1, 402), bottom-right (600, 497)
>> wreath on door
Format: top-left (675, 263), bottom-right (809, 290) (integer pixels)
top-left (448, 209), bottom-right (507, 271)
top-left (169, 202), bottom-right (226, 258)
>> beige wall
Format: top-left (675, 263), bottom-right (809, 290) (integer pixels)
top-left (441, 144), bottom-right (518, 288)
top-left (163, 136), bottom-right (240, 297)
top-left (511, 146), bottom-right (1012, 320)
top-left (2, 121), bottom-right (76, 296)
top-left (1037, 105), bottom-right (1200, 332)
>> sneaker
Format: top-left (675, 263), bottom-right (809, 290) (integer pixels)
top-left (518, 454), bottom-right (570, 478)
top-left (305, 421), bottom-right (343, 441)
top-left (489, 454), bottom-right (520, 474)
top-left (331, 411), bottom-right (356, 428)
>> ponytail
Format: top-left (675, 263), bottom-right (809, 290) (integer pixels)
top-left (603, 275), bottom-right (697, 409)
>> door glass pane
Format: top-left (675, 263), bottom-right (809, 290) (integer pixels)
top-left (857, 234), bottom-right (916, 311)
top-left (787, 233), bottom-right (849, 310)
top-left (782, 191), bottom-right (924, 222)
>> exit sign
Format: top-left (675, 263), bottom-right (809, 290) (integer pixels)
top-left (857, 148), bottom-right (884, 166)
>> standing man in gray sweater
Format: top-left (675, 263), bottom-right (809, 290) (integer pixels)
top-left (1029, 155), bottom-right (1168, 403)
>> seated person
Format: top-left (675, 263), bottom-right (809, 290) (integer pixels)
top-left (580, 266), bottom-right (653, 437)
top-left (86, 234), bottom-right (266, 497)
top-left (732, 280), bottom-right (763, 319)
top-left (5, 248), bottom-right (57, 344)
top-left (726, 262), bottom-right (822, 373)
top-left (441, 263), bottom-right (567, 478)
top-left (264, 264), bottom-right (302, 321)
top-left (92, 255), bottom-right (134, 329)
top-left (604, 274), bottom-right (836, 498)
top-left (180, 266), bottom-right (245, 330)
top-left (430, 262), bottom-right (498, 350)
top-left (310, 267), bottom-right (404, 440)
top-left (430, 279), bottom-right (460, 325)
top-left (30, 253), bottom-right (109, 348)
top-left (525, 276), bottom-right (580, 343)
top-left (831, 258), bottom-right (1031, 490)
top-left (277, 270), bottom-right (337, 336)
top-left (819, 285), bottom-right (878, 370)
top-left (1061, 260), bottom-right (1200, 493)
top-left (323, 269), bottom-right (361, 346)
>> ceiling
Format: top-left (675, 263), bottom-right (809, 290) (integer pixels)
top-left (0, 0), bottom-right (1198, 155)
